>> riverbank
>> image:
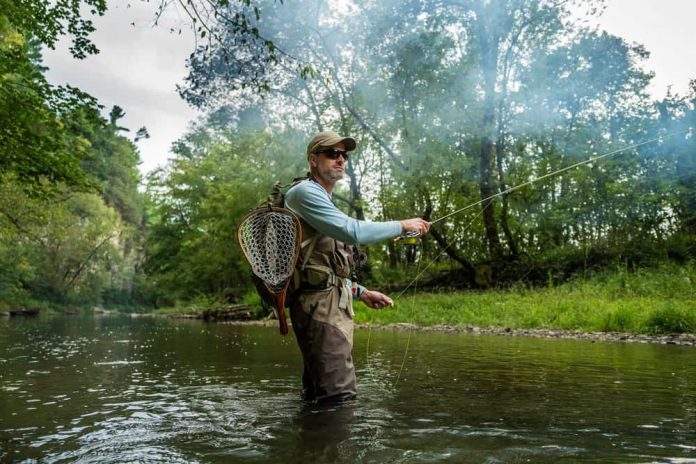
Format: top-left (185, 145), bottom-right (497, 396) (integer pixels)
top-left (153, 304), bottom-right (253, 321)
top-left (157, 265), bottom-right (696, 344)
top-left (355, 323), bottom-right (696, 346)
top-left (354, 264), bottom-right (695, 336)
top-left (8, 265), bottom-right (692, 345)
top-left (219, 320), bottom-right (696, 346)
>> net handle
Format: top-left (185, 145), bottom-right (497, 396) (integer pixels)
top-left (266, 281), bottom-right (290, 335)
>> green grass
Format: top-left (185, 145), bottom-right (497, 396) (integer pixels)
top-left (151, 305), bottom-right (201, 316)
top-left (354, 263), bottom-right (696, 335)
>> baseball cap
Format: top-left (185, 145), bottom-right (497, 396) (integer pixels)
top-left (306, 131), bottom-right (356, 159)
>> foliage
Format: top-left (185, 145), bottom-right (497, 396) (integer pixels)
top-left (142, 124), bottom-right (306, 307)
top-left (0, 176), bottom-right (138, 307)
top-left (0, 0), bottom-right (107, 191)
top-left (2, 0), bottom-right (694, 326)
top-left (1, 0), bottom-right (106, 59)
top-left (152, 0), bottom-right (283, 99)
top-left (645, 305), bottom-right (696, 334)
top-left (354, 263), bottom-right (696, 335)
top-left (140, 0), bottom-right (696, 315)
top-left (0, 1), bottom-right (146, 312)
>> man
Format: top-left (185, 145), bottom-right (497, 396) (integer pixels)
top-left (285, 130), bottom-right (430, 403)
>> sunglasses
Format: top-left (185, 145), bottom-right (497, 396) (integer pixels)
top-left (319, 149), bottom-right (350, 161)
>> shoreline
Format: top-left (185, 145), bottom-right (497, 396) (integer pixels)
top-left (219, 320), bottom-right (696, 346)
top-left (6, 311), bottom-right (693, 346)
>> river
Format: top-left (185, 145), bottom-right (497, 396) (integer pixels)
top-left (1, 315), bottom-right (694, 463)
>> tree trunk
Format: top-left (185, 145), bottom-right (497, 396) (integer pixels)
top-left (477, 26), bottom-right (504, 262)
top-left (496, 136), bottom-right (519, 258)
top-left (423, 195), bottom-right (476, 286)
top-left (428, 227), bottom-right (477, 287)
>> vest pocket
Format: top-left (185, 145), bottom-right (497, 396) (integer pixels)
top-left (302, 264), bottom-right (337, 289)
top-left (332, 245), bottom-right (352, 278)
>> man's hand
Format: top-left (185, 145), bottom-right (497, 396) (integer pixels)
top-left (359, 290), bottom-right (394, 309)
top-left (399, 218), bottom-right (431, 236)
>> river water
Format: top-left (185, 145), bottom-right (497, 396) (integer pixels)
top-left (0, 315), bottom-right (694, 463)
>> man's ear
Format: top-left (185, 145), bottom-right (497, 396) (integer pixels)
top-left (309, 153), bottom-right (318, 168)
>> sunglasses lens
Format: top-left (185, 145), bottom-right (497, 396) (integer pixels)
top-left (326, 150), bottom-right (349, 160)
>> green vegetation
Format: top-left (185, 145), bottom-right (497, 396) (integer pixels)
top-left (151, 292), bottom-right (269, 320)
top-left (354, 264), bottom-right (696, 335)
top-left (1, 0), bottom-right (695, 337)
top-left (1, 1), bottom-right (143, 312)
top-left (0, 0), bottom-right (106, 191)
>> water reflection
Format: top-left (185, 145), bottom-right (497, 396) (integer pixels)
top-left (292, 401), bottom-right (357, 462)
top-left (0, 315), bottom-right (694, 463)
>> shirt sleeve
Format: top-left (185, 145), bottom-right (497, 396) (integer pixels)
top-left (347, 279), bottom-right (367, 300)
top-left (285, 181), bottom-right (402, 245)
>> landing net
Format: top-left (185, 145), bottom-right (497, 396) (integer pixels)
top-left (237, 206), bottom-right (302, 334)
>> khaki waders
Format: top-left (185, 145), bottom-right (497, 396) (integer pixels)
top-left (288, 216), bottom-right (357, 403)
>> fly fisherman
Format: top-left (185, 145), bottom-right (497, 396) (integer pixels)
top-left (285, 131), bottom-right (431, 403)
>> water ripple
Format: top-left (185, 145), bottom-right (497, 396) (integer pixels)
top-left (1, 317), bottom-right (694, 463)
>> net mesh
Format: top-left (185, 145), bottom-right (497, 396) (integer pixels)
top-left (237, 207), bottom-right (301, 292)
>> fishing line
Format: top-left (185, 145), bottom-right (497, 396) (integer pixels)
top-left (390, 128), bottom-right (692, 307)
top-left (384, 128), bottom-right (691, 385)
top-left (392, 203), bottom-right (492, 386)
top-left (431, 129), bottom-right (692, 226)
top-left (394, 246), bottom-right (423, 386)
top-left (386, 128), bottom-right (693, 302)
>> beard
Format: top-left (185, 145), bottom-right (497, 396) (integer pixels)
top-left (318, 165), bottom-right (345, 183)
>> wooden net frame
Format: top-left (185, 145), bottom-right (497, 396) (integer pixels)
top-left (237, 206), bottom-right (302, 335)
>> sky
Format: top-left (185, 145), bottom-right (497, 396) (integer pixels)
top-left (43, 1), bottom-right (199, 175)
top-left (42, 0), bottom-right (696, 176)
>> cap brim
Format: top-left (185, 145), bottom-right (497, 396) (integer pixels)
top-left (338, 137), bottom-right (356, 151)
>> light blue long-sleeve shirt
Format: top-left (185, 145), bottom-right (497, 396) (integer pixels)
top-left (284, 180), bottom-right (402, 245)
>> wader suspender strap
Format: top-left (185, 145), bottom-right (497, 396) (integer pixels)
top-left (299, 235), bottom-right (321, 271)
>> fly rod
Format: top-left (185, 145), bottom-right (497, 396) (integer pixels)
top-left (397, 128), bottom-right (692, 239)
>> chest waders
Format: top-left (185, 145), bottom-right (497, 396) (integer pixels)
top-left (288, 208), bottom-right (359, 403)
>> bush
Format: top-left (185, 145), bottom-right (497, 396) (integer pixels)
top-left (645, 305), bottom-right (696, 334)
top-left (241, 290), bottom-right (268, 319)
top-left (602, 306), bottom-right (637, 332)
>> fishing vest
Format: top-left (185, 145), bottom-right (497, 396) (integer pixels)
top-left (285, 180), bottom-right (357, 298)
top-left (294, 216), bottom-right (354, 290)
top-left (284, 179), bottom-right (361, 344)
top-left (289, 209), bottom-right (357, 343)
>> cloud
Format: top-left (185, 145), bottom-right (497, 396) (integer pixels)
top-left (42, 2), bottom-right (200, 174)
top-left (596, 0), bottom-right (696, 98)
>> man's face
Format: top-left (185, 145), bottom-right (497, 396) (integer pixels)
top-left (312, 141), bottom-right (348, 184)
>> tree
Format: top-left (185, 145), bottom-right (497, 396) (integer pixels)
top-left (160, 0), bottom-right (693, 291)
top-left (1, 0), bottom-right (106, 59)
top-left (0, 0), bottom-right (146, 307)
top-left (0, 0), bottom-right (106, 191)
top-left (143, 126), bottom-right (305, 306)
top-left (152, 0), bottom-right (287, 98)
top-left (0, 177), bottom-right (133, 307)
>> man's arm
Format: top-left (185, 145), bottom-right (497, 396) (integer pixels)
top-left (285, 181), bottom-right (402, 245)
top-left (358, 289), bottom-right (394, 309)
top-left (349, 279), bottom-right (393, 309)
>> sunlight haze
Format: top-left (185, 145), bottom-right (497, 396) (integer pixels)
top-left (42, 0), bottom-right (696, 175)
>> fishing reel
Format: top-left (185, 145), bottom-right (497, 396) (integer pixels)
top-left (394, 230), bottom-right (422, 245)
